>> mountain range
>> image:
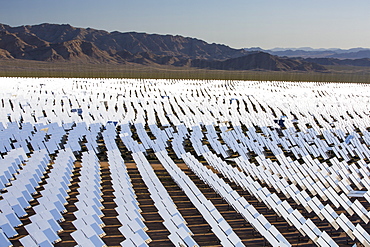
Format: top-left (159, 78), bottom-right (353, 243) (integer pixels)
top-left (0, 23), bottom-right (327, 72)
top-left (245, 47), bottom-right (370, 59)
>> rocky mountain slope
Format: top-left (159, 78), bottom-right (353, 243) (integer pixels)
top-left (0, 23), bottom-right (325, 71)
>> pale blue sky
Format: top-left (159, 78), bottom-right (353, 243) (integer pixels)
top-left (1, 0), bottom-right (370, 49)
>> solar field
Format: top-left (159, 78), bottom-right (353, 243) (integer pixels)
top-left (1, 77), bottom-right (370, 247)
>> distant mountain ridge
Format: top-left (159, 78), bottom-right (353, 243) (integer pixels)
top-left (0, 23), bottom-right (325, 71)
top-left (301, 57), bottom-right (370, 67)
top-left (245, 47), bottom-right (370, 59)
top-left (191, 52), bottom-right (326, 71)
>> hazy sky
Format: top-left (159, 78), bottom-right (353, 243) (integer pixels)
top-left (1, 0), bottom-right (370, 49)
